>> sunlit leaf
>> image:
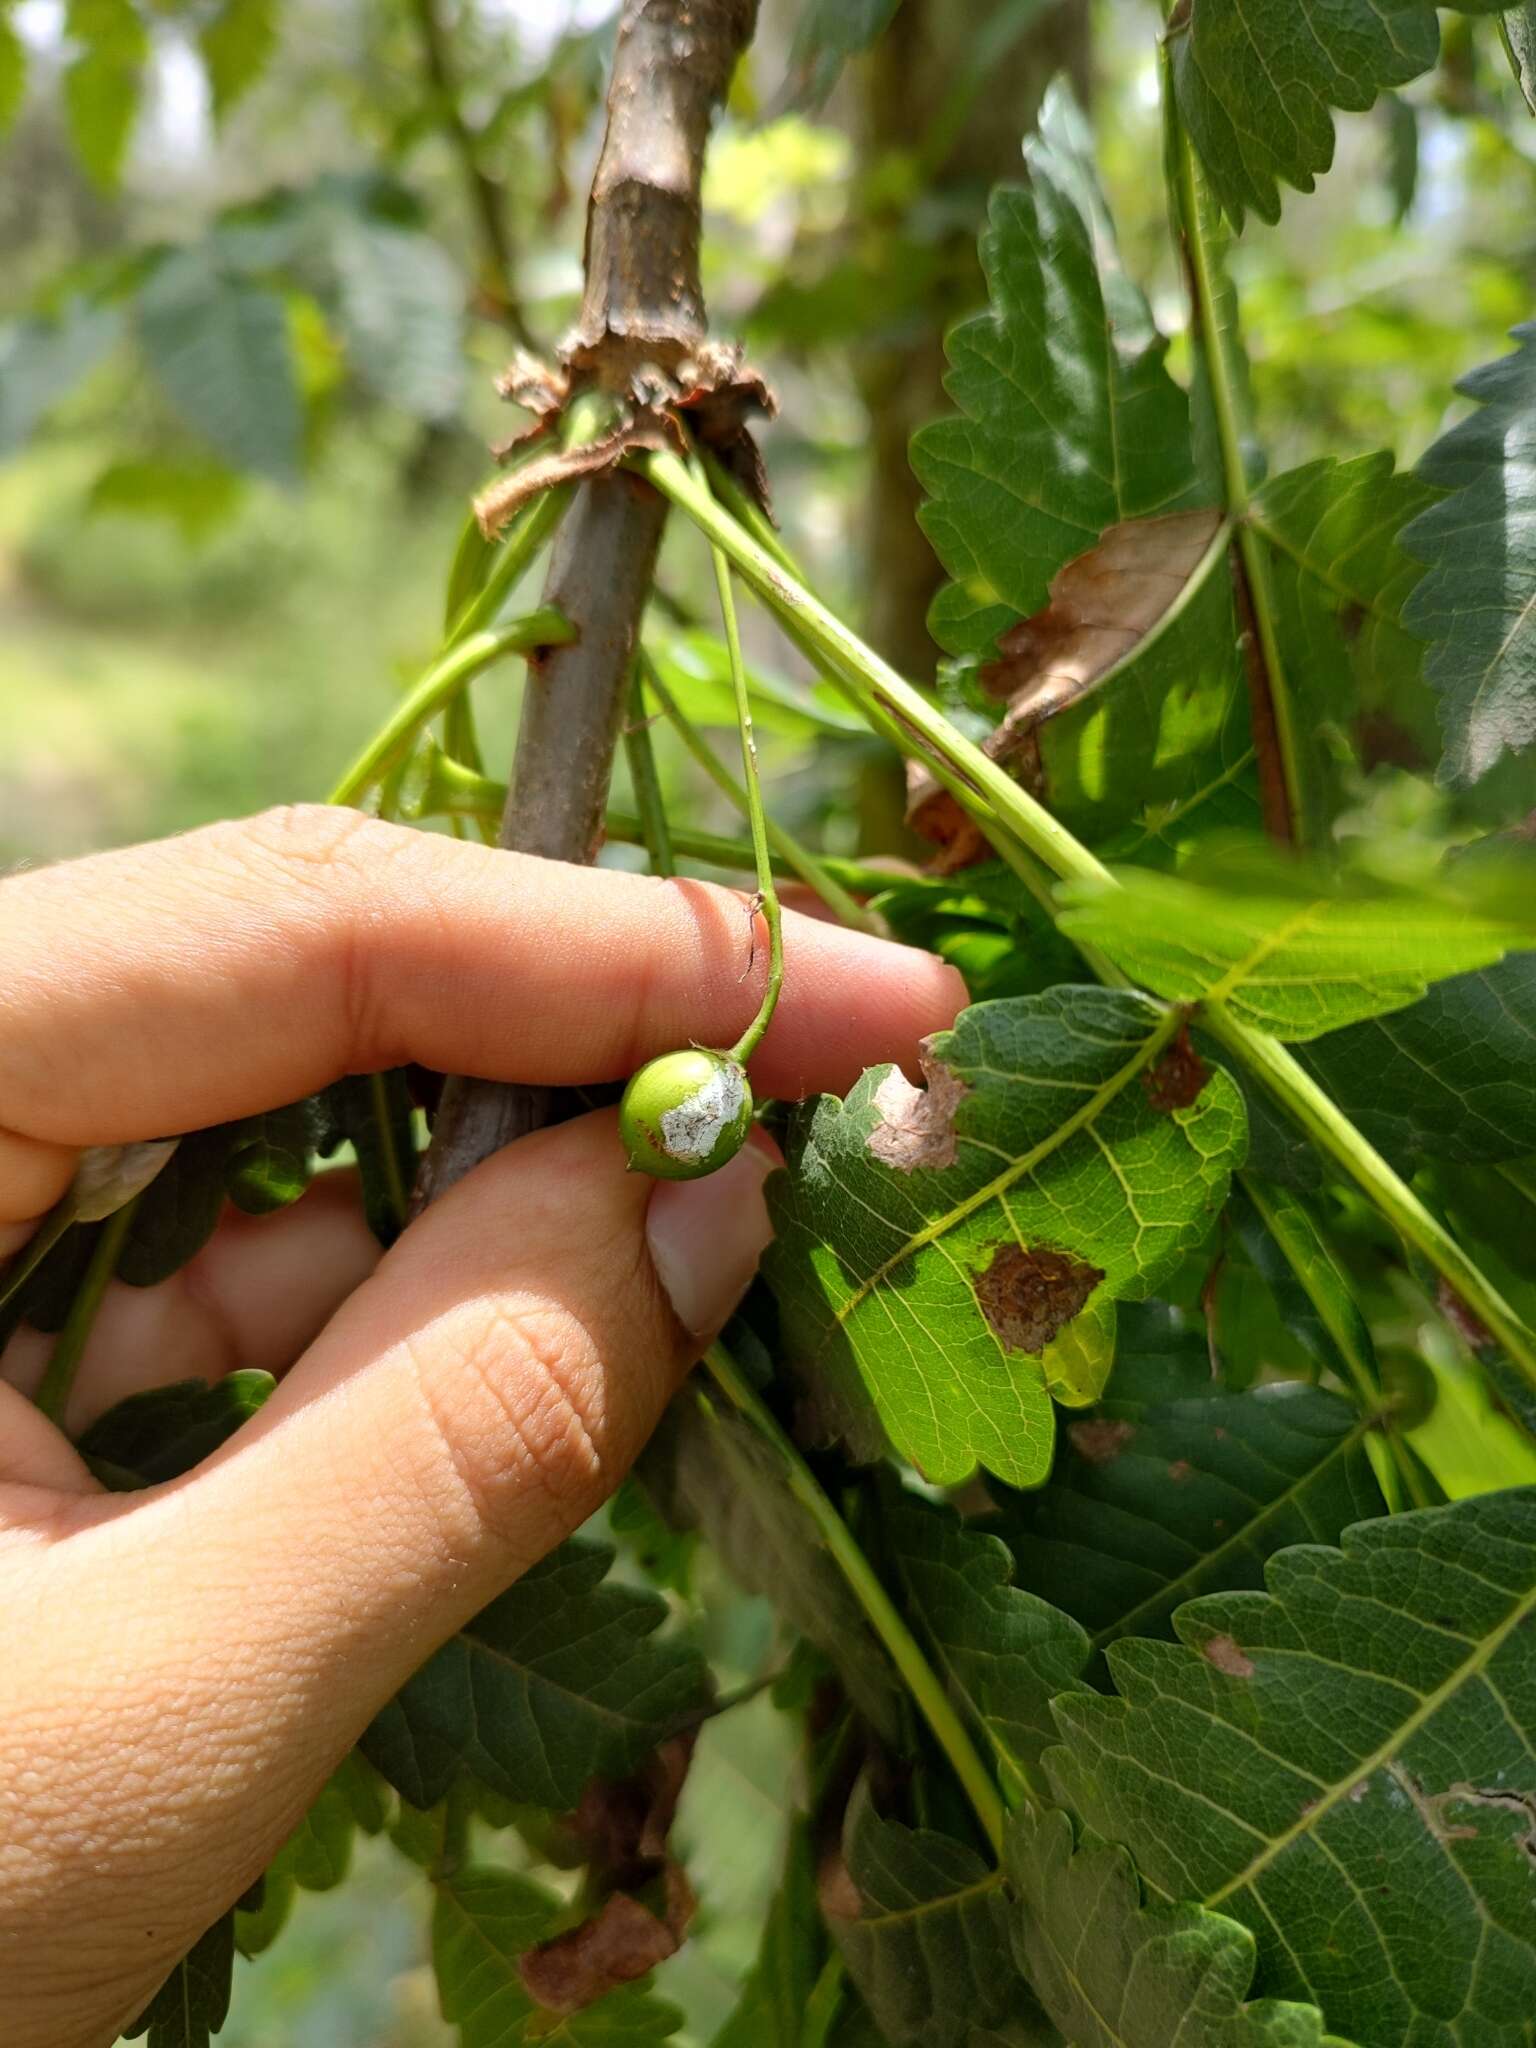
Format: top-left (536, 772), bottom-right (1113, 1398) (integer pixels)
top-left (1057, 854), bottom-right (1536, 1041)
top-left (1049, 1489), bottom-right (1536, 2048)
top-left (0, 8), bottom-right (25, 141)
top-left (63, 0), bottom-right (146, 190)
top-left (767, 988), bottom-right (1245, 1487)
top-left (913, 86), bottom-right (1200, 658)
top-left (1401, 324), bottom-right (1536, 786)
top-left (199, 0), bottom-right (279, 122)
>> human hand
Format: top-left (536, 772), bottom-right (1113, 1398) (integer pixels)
top-left (0, 806), bottom-right (963, 2048)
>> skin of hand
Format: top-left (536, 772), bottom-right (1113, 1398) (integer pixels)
top-left (0, 806), bottom-right (965, 2048)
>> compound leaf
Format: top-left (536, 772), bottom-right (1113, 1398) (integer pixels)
top-left (877, 1482), bottom-right (1089, 1788)
top-left (986, 1318), bottom-right (1385, 1680)
top-left (360, 1538), bottom-right (711, 1810)
top-left (1048, 1490), bottom-right (1536, 2048)
top-left (767, 988), bottom-right (1245, 1488)
top-left (1057, 857), bottom-right (1536, 1041)
top-left (1401, 324), bottom-right (1536, 787)
top-left (913, 86), bottom-right (1200, 658)
top-left (1006, 1807), bottom-right (1344, 2047)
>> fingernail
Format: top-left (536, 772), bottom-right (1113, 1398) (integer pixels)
top-left (645, 1142), bottom-right (776, 1337)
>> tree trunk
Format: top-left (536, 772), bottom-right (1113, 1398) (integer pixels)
top-left (414, 0), bottom-right (760, 1207)
top-left (857, 0), bottom-right (1091, 685)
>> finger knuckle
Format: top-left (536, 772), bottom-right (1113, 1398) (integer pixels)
top-left (408, 1297), bottom-right (610, 1554)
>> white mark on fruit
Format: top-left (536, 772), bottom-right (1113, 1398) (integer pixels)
top-left (660, 1060), bottom-right (747, 1161)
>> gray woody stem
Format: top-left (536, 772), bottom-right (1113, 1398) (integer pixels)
top-left (414, 0), bottom-right (760, 1209)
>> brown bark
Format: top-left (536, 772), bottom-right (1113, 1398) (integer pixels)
top-left (414, 0), bottom-right (760, 1208)
top-left (857, 0), bottom-right (1091, 685)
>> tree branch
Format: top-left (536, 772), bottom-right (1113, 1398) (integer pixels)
top-left (414, 0), bottom-right (760, 1208)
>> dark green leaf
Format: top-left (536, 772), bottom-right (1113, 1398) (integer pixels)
top-left (1166, 0), bottom-right (1511, 227)
top-left (199, 0), bottom-right (278, 121)
top-left (1057, 854), bottom-right (1536, 1040)
top-left (77, 1370), bottom-right (275, 1489)
top-left (767, 988), bottom-right (1246, 1488)
top-left (1401, 324), bottom-right (1536, 786)
top-left (433, 1867), bottom-right (683, 2044)
top-left (360, 1538), bottom-right (712, 1810)
top-left (642, 1392), bottom-right (903, 1737)
top-left (987, 1316), bottom-right (1385, 1681)
top-left (1295, 955), bottom-right (1536, 1170)
top-left (1049, 1490), bottom-right (1536, 2048)
top-left (1380, 94), bottom-right (1419, 222)
top-left (320, 1072), bottom-right (415, 1245)
top-left (137, 243), bottom-right (303, 483)
top-left (63, 0), bottom-right (146, 190)
top-left (1006, 1807), bottom-right (1342, 2047)
top-left (912, 88), bottom-right (1200, 659)
top-left (115, 1129), bottom-right (233, 1287)
top-left (787, 0), bottom-right (902, 105)
top-left (877, 1482), bottom-right (1088, 1789)
top-left (122, 1913), bottom-right (234, 2048)
top-left (1249, 454), bottom-right (1441, 791)
top-left (826, 1782), bottom-right (1031, 2048)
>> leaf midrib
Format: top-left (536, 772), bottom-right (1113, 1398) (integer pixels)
top-left (820, 1006), bottom-right (1183, 1346)
top-left (1088, 1408), bottom-right (1375, 1654)
top-left (1205, 1567), bottom-right (1536, 1905)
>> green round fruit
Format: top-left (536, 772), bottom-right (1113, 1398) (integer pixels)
top-left (619, 1048), bottom-right (754, 1181)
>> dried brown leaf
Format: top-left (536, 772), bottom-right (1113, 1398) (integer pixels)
top-left (519, 1891), bottom-right (678, 2014)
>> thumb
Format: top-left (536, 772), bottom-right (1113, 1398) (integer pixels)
top-left (22, 1111), bottom-right (772, 2015)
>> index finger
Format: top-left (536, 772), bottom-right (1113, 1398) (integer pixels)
top-left (0, 807), bottom-right (966, 1147)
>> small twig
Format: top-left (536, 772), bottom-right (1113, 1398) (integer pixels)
top-left (35, 1199), bottom-right (138, 1427)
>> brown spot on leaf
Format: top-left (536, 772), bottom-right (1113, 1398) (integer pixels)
top-left (1167, 1459), bottom-right (1194, 1483)
top-left (520, 1890), bottom-right (684, 2014)
top-left (867, 1044), bottom-right (969, 1172)
top-left (1142, 1026), bottom-right (1210, 1112)
top-left (1202, 1634), bottom-right (1255, 1679)
top-left (816, 1847), bottom-right (865, 1923)
top-left (1338, 599), bottom-right (1366, 643)
top-left (1068, 1417), bottom-right (1136, 1465)
top-left (974, 1243), bottom-right (1104, 1355)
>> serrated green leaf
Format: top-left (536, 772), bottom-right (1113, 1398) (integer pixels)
top-left (360, 1538), bottom-right (711, 1810)
top-left (643, 1391), bottom-right (903, 1736)
top-left (1048, 1490), bottom-right (1536, 2048)
top-left (63, 0), bottom-right (146, 190)
top-left (434, 1867), bottom-right (683, 2045)
top-left (77, 1369), bottom-right (275, 1489)
top-left (137, 243), bottom-right (302, 483)
top-left (1165, 0), bottom-right (1508, 228)
top-left (0, 8), bottom-right (26, 140)
top-left (912, 89), bottom-right (1200, 659)
top-left (0, 300), bottom-right (122, 456)
top-left (987, 1314), bottom-right (1385, 1680)
top-left (1249, 454), bottom-right (1442, 787)
top-left (1401, 324), bottom-right (1536, 786)
top-left (826, 1782), bottom-right (1032, 2048)
top-left (1006, 1806), bottom-right (1343, 2047)
top-left (329, 215), bottom-right (463, 420)
top-left (878, 1482), bottom-right (1088, 1789)
top-left (767, 988), bottom-right (1246, 1488)
top-left (199, 0), bottom-right (278, 121)
top-left (1294, 954), bottom-right (1536, 1170)
top-left (122, 1913), bottom-right (234, 2048)
top-left (1057, 857), bottom-right (1536, 1041)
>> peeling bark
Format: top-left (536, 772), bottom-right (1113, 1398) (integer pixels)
top-left (414, 0), bottom-right (760, 1207)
